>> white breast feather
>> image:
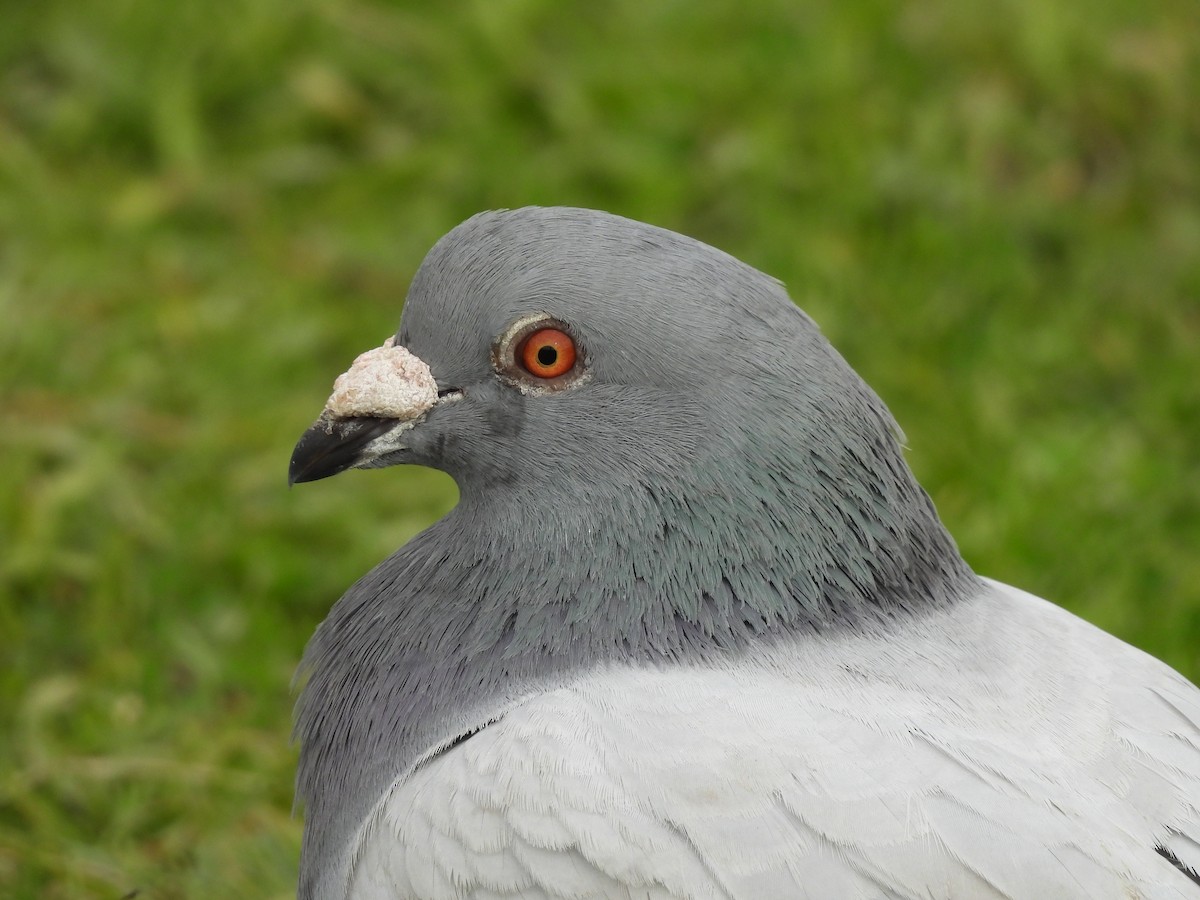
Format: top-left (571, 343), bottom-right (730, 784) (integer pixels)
top-left (343, 580), bottom-right (1200, 900)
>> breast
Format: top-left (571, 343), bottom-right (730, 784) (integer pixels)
top-left (342, 582), bottom-right (1200, 899)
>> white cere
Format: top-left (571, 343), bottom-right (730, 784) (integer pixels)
top-left (325, 336), bottom-right (438, 420)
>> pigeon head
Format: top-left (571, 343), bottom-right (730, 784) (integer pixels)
top-left (292, 206), bottom-right (975, 639)
top-left (288, 208), bottom-right (977, 895)
top-left (292, 207), bottom-right (962, 588)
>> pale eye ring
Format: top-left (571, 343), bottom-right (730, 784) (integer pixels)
top-left (492, 315), bottom-right (586, 393)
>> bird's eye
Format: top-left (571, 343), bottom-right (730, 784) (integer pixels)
top-left (492, 315), bottom-right (586, 393)
top-left (518, 328), bottom-right (577, 379)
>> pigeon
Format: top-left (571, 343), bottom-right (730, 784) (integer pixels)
top-left (288, 207), bottom-right (1200, 900)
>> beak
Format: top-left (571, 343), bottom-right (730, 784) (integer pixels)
top-left (288, 337), bottom-right (441, 485)
top-left (288, 413), bottom-right (405, 485)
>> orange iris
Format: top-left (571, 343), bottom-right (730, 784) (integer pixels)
top-left (519, 328), bottom-right (576, 378)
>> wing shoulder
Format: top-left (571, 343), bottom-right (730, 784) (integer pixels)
top-left (346, 687), bottom-right (730, 899)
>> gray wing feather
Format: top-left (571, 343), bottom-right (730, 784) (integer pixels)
top-left (344, 581), bottom-right (1200, 899)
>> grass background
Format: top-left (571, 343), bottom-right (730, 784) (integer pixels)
top-left (2, 0), bottom-right (1198, 896)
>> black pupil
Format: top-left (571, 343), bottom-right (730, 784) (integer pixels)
top-left (537, 345), bottom-right (558, 367)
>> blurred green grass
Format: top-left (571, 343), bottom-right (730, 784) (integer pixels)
top-left (1, 0), bottom-right (1197, 896)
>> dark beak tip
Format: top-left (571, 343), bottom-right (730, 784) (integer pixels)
top-left (286, 457), bottom-right (308, 487)
top-left (288, 451), bottom-right (336, 486)
top-left (288, 429), bottom-right (347, 486)
top-left (287, 414), bottom-right (400, 486)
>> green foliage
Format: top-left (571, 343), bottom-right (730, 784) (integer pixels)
top-left (2, 0), bottom-right (1197, 895)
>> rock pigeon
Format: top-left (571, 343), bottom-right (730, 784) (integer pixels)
top-left (288, 207), bottom-right (1200, 900)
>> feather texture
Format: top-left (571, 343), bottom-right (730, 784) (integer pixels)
top-left (340, 581), bottom-right (1200, 899)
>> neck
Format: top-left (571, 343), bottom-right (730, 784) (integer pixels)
top-left (293, 441), bottom-right (976, 896)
